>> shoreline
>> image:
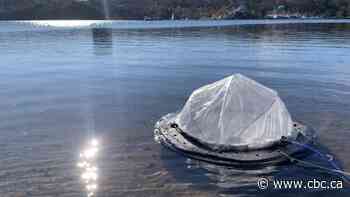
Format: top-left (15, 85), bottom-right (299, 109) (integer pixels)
top-left (1, 18), bottom-right (350, 21)
top-left (1, 19), bottom-right (349, 31)
top-left (0, 17), bottom-right (350, 21)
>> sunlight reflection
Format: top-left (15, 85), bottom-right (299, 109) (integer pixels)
top-left (77, 138), bottom-right (100, 197)
top-left (25, 20), bottom-right (110, 28)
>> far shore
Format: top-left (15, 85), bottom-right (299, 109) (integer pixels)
top-left (1, 17), bottom-right (350, 21)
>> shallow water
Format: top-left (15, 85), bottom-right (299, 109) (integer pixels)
top-left (0, 20), bottom-right (350, 197)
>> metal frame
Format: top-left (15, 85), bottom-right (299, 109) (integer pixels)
top-left (154, 118), bottom-right (315, 167)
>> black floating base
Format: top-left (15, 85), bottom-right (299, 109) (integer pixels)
top-left (154, 118), bottom-right (315, 167)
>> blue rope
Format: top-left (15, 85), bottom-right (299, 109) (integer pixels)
top-left (288, 139), bottom-right (341, 171)
top-left (284, 139), bottom-right (350, 182)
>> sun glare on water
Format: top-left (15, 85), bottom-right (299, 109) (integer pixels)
top-left (25, 20), bottom-right (109, 28)
top-left (77, 138), bottom-right (101, 197)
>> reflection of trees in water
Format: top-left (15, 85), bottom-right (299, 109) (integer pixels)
top-left (92, 28), bottom-right (113, 56)
top-left (205, 23), bottom-right (350, 44)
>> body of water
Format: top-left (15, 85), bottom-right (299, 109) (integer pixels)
top-left (0, 20), bottom-right (350, 197)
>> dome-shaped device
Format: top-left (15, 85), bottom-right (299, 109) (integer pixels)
top-left (176, 74), bottom-right (294, 150)
top-left (154, 74), bottom-right (314, 166)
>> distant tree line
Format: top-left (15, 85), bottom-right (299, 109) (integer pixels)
top-left (245, 0), bottom-right (350, 18)
top-left (0, 0), bottom-right (349, 20)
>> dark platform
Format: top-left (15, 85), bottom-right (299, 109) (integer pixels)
top-left (154, 115), bottom-right (315, 167)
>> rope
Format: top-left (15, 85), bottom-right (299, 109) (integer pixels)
top-left (279, 150), bottom-right (350, 177)
top-left (286, 139), bottom-right (341, 171)
top-left (278, 139), bottom-right (350, 184)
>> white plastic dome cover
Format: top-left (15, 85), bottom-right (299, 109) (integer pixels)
top-left (175, 74), bottom-right (294, 149)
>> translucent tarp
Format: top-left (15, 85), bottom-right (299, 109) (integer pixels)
top-left (175, 74), bottom-right (294, 149)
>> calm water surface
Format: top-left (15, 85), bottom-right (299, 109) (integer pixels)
top-left (0, 20), bottom-right (350, 197)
